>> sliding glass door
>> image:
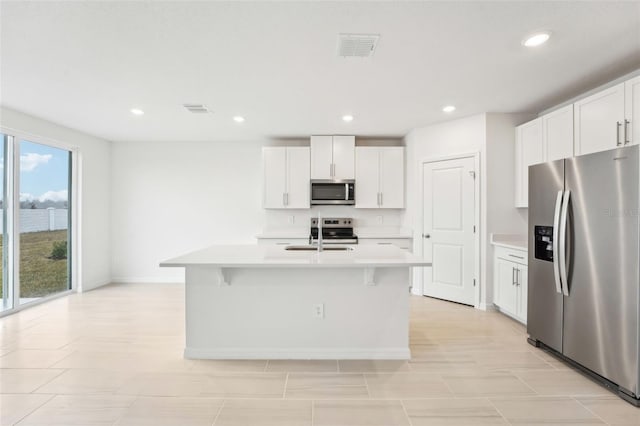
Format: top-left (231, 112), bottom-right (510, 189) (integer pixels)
top-left (0, 131), bottom-right (74, 314)
top-left (18, 140), bottom-right (71, 305)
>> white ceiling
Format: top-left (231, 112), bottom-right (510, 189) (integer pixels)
top-left (1, 1), bottom-right (639, 142)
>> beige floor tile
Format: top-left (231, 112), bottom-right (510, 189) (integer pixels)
top-left (51, 350), bottom-right (184, 372)
top-left (117, 372), bottom-right (212, 397)
top-left (313, 400), bottom-right (410, 426)
top-left (214, 399), bottom-right (311, 426)
top-left (285, 373), bottom-right (368, 399)
top-left (338, 360), bottom-right (410, 373)
top-left (116, 396), bottom-right (223, 426)
top-left (408, 352), bottom-right (484, 374)
top-left (402, 398), bottom-right (507, 425)
top-left (0, 369), bottom-right (64, 393)
top-left (515, 370), bottom-right (610, 396)
top-left (490, 396), bottom-right (605, 425)
top-left (0, 349), bottom-right (73, 368)
top-left (576, 396), bottom-right (640, 425)
top-left (0, 394), bottom-right (54, 426)
top-left (205, 373), bottom-right (287, 398)
top-left (191, 359), bottom-right (268, 373)
top-left (365, 373), bottom-right (451, 399)
top-left (16, 394), bottom-right (136, 425)
top-left (266, 360), bottom-right (337, 372)
top-left (36, 369), bottom-right (137, 395)
top-left (469, 351), bottom-right (554, 371)
top-left (442, 372), bottom-right (536, 397)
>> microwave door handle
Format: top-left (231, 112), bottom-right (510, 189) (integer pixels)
top-left (552, 190), bottom-right (563, 294)
top-left (345, 183), bottom-right (349, 201)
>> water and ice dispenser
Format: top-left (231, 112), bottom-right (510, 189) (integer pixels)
top-left (534, 225), bottom-right (554, 262)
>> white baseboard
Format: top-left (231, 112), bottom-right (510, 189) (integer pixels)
top-left (111, 277), bottom-right (185, 284)
top-left (184, 347), bottom-right (411, 360)
top-left (80, 278), bottom-right (111, 292)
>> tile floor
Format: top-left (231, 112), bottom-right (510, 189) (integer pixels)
top-left (0, 283), bottom-right (637, 425)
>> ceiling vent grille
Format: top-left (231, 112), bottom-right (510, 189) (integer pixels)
top-left (183, 104), bottom-right (210, 114)
top-left (337, 33), bottom-right (379, 58)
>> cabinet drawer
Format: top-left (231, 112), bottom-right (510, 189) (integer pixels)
top-left (257, 238), bottom-right (308, 246)
top-left (359, 238), bottom-right (412, 251)
top-left (494, 246), bottom-right (527, 265)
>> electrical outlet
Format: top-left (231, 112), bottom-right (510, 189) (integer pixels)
top-left (313, 303), bottom-right (324, 319)
top-left (376, 215), bottom-right (383, 225)
top-left (287, 215), bottom-right (295, 224)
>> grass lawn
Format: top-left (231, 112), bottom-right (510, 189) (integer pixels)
top-left (0, 230), bottom-right (69, 299)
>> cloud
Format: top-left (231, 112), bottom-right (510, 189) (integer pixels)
top-left (20, 153), bottom-right (52, 172)
top-left (38, 190), bottom-right (67, 202)
top-left (20, 193), bottom-right (34, 202)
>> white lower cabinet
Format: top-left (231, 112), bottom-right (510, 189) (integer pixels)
top-left (493, 246), bottom-right (528, 324)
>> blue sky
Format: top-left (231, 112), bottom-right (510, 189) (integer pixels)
top-left (0, 138), bottom-right (70, 203)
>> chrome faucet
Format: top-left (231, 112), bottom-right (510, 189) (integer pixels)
top-left (317, 214), bottom-right (323, 252)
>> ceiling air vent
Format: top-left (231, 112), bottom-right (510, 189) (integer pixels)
top-left (337, 33), bottom-right (379, 58)
top-left (183, 104), bottom-right (210, 114)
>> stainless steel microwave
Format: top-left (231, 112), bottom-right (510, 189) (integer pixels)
top-left (310, 180), bottom-right (355, 205)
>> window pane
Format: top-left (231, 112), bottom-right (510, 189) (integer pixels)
top-left (0, 134), bottom-right (9, 312)
top-left (19, 140), bottom-right (71, 304)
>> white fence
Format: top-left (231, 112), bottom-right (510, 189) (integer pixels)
top-left (0, 209), bottom-right (68, 233)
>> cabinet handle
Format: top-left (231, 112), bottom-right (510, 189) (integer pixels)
top-left (516, 268), bottom-right (520, 286)
top-left (508, 254), bottom-right (524, 260)
top-left (286, 193), bottom-right (289, 205)
top-left (625, 119), bottom-right (631, 145)
top-left (617, 121), bottom-right (622, 146)
top-left (377, 242), bottom-right (393, 245)
top-left (283, 193), bottom-right (286, 206)
top-left (512, 267), bottom-right (516, 285)
top-left (380, 192), bottom-right (383, 206)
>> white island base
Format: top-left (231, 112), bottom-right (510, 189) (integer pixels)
top-left (185, 266), bottom-right (410, 359)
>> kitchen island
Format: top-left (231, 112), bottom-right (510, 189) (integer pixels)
top-left (161, 244), bottom-right (429, 360)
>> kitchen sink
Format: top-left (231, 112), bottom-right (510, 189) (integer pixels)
top-left (285, 245), bottom-right (354, 251)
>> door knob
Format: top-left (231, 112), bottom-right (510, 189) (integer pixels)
top-left (423, 234), bottom-right (431, 239)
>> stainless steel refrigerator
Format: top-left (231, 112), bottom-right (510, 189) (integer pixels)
top-left (527, 145), bottom-right (640, 405)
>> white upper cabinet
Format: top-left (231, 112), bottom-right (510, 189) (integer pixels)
top-left (542, 104), bottom-right (574, 162)
top-left (515, 118), bottom-right (544, 208)
top-left (625, 75), bottom-right (640, 147)
top-left (574, 83), bottom-right (625, 156)
top-left (263, 147), bottom-right (310, 209)
top-left (310, 135), bottom-right (355, 180)
top-left (355, 146), bottom-right (404, 208)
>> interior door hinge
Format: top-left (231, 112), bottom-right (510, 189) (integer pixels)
top-left (469, 170), bottom-right (476, 179)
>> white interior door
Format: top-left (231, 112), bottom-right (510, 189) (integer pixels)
top-left (422, 156), bottom-right (476, 305)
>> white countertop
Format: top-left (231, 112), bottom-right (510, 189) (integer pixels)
top-left (491, 234), bottom-right (527, 251)
top-left (161, 244), bottom-right (429, 268)
top-left (256, 228), bottom-right (413, 239)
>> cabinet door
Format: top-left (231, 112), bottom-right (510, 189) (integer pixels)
top-left (332, 135), bottom-right (355, 179)
top-left (515, 118), bottom-right (543, 208)
top-left (543, 104), bottom-right (574, 161)
top-left (310, 135), bottom-right (333, 179)
top-left (354, 147), bottom-right (380, 208)
top-left (379, 147), bottom-right (404, 208)
top-left (625, 76), bottom-right (640, 146)
top-left (286, 147), bottom-right (310, 209)
top-left (574, 83), bottom-right (625, 156)
top-left (263, 147), bottom-right (286, 208)
top-left (496, 258), bottom-right (518, 317)
top-left (517, 265), bottom-right (528, 323)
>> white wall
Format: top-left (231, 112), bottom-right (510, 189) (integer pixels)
top-left (110, 140), bottom-right (408, 283)
top-left (403, 113), bottom-right (530, 308)
top-left (0, 107), bottom-right (112, 291)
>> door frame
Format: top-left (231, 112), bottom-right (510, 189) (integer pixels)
top-left (418, 152), bottom-right (481, 308)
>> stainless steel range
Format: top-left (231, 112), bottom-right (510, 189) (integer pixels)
top-left (309, 217), bottom-right (358, 245)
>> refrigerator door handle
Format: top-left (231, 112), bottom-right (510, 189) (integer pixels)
top-left (559, 190), bottom-right (571, 296)
top-left (552, 190), bottom-right (563, 294)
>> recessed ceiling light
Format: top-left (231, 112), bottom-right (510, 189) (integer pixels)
top-left (522, 32), bottom-right (551, 47)
top-left (233, 116), bottom-right (245, 123)
top-left (342, 115), bottom-right (354, 122)
top-left (442, 105), bottom-right (456, 113)
top-left (130, 108), bottom-right (144, 116)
